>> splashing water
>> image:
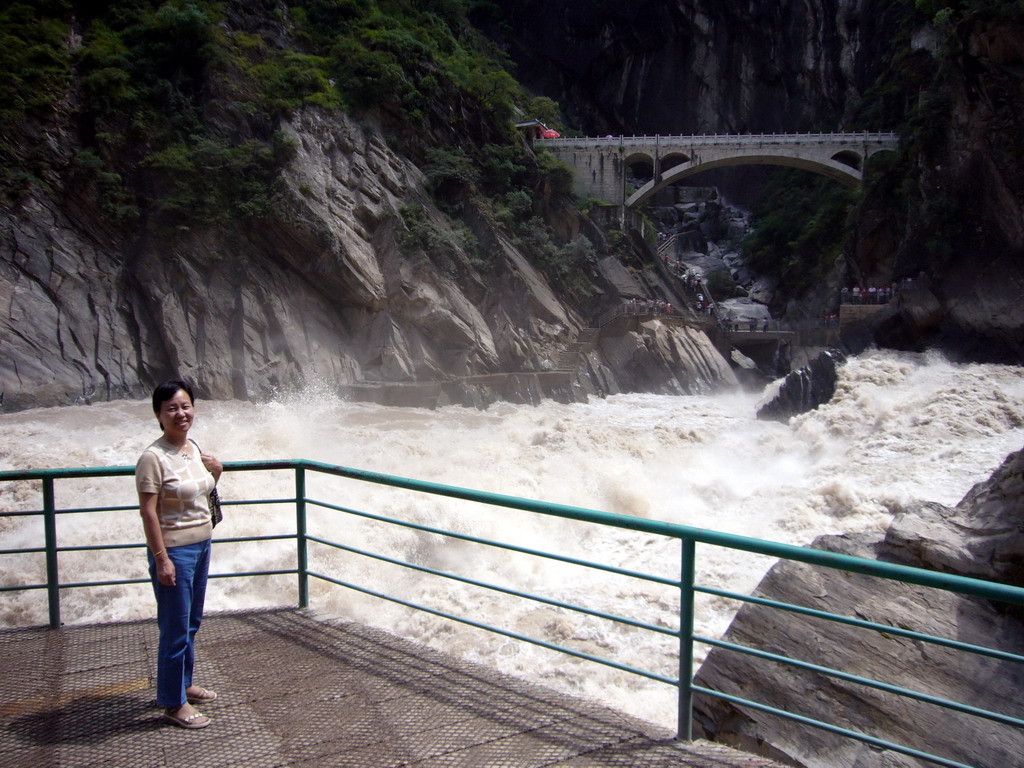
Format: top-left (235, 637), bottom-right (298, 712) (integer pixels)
top-left (2, 349), bottom-right (1023, 727)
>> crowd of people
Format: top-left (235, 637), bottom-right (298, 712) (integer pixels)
top-left (625, 297), bottom-right (675, 314)
top-left (842, 283), bottom-right (893, 304)
top-left (657, 247), bottom-right (720, 316)
top-left (674, 267), bottom-right (718, 314)
top-left (842, 277), bottom-right (919, 305)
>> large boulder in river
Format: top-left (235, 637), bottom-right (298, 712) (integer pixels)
top-left (884, 447), bottom-right (1024, 617)
top-left (756, 349), bottom-right (846, 421)
top-left (693, 446), bottom-right (1024, 768)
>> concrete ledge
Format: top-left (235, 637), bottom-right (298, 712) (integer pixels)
top-left (839, 303), bottom-right (886, 327)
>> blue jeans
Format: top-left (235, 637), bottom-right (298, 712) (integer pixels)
top-left (149, 539), bottom-right (211, 708)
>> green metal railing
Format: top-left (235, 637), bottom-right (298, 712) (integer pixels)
top-left (2, 459), bottom-right (1023, 768)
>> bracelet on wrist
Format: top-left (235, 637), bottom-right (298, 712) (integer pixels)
top-left (152, 548), bottom-right (166, 558)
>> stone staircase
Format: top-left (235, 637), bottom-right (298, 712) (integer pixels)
top-left (555, 343), bottom-right (584, 371)
top-left (555, 328), bottom-right (600, 371)
top-left (578, 327), bottom-right (600, 346)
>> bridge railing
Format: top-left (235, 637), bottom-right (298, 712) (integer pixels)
top-left (538, 131), bottom-right (899, 148)
top-left (1, 460), bottom-right (1022, 768)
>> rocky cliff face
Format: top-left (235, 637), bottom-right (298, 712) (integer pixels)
top-left (852, 13), bottom-right (1024, 362)
top-left (7, 2), bottom-right (1023, 410)
top-left (694, 445), bottom-right (1024, 767)
top-left (488, 0), bottom-right (899, 135)
top-left (0, 101), bottom-right (737, 411)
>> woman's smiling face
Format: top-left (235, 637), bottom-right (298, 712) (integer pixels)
top-left (156, 388), bottom-right (194, 439)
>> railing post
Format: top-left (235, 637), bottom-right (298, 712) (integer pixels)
top-left (677, 538), bottom-right (696, 740)
top-left (295, 465), bottom-right (308, 608)
top-left (42, 477), bottom-right (60, 629)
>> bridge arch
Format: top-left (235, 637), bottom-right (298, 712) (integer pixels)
top-left (831, 149), bottom-right (862, 171)
top-left (660, 151), bottom-right (691, 170)
top-left (537, 132), bottom-right (899, 209)
top-left (622, 151), bottom-right (654, 167)
top-left (627, 151), bottom-right (877, 207)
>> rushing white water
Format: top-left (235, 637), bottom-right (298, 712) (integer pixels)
top-left (2, 349), bottom-right (1023, 727)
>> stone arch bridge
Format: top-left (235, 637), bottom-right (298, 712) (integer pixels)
top-left (536, 132), bottom-right (899, 207)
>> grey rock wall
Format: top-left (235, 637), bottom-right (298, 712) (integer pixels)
top-left (847, 16), bottom-right (1024, 363)
top-left (494, 2), bottom-right (1024, 364)
top-left (489, 0), bottom-right (897, 135)
top-left (598, 316), bottom-right (738, 394)
top-left (693, 447), bottom-right (1024, 767)
top-left (1, 108), bottom-right (738, 411)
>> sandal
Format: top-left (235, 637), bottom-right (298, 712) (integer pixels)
top-left (163, 710), bottom-right (211, 729)
top-left (186, 686), bottom-right (218, 704)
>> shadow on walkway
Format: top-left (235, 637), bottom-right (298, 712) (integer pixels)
top-left (0, 608), bottom-right (788, 767)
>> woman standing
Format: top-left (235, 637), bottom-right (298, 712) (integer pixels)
top-left (136, 379), bottom-right (222, 729)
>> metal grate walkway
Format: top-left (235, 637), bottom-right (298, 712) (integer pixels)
top-left (0, 608), bottom-right (787, 768)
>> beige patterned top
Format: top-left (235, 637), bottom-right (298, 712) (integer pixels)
top-left (136, 436), bottom-right (214, 548)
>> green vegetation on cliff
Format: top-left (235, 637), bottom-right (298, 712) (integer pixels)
top-left (287, 0), bottom-right (519, 128)
top-left (912, 0), bottom-right (1024, 24)
top-left (0, 0), bottom-right (592, 303)
top-left (0, 1), bottom-right (69, 125)
top-left (0, 0), bottom-right (548, 206)
top-left (742, 173), bottom-right (858, 300)
top-left (417, 140), bottom-right (593, 302)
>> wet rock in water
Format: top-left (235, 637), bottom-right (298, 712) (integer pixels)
top-left (693, 445), bottom-right (1024, 768)
top-left (756, 349), bottom-right (845, 421)
top-left (885, 447), bottom-right (1024, 614)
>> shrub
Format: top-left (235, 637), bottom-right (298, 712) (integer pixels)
top-left (143, 137), bottom-right (280, 224)
top-left (248, 51), bottom-right (340, 113)
top-left (503, 189), bottom-right (533, 221)
top-left (423, 147), bottom-right (480, 200)
top-left (398, 203), bottom-right (476, 277)
top-left (479, 142), bottom-right (528, 195)
top-left (524, 95), bottom-right (562, 130)
top-left (513, 222), bottom-right (596, 302)
top-left (535, 148), bottom-right (574, 197)
top-left (0, 4), bottom-right (70, 123)
top-left (741, 169), bottom-right (855, 299)
top-left (72, 148), bottom-right (140, 224)
top-left (705, 268), bottom-right (736, 300)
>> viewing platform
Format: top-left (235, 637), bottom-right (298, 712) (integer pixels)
top-left (4, 458), bottom-right (1021, 768)
top-left (0, 607), bottom-right (787, 768)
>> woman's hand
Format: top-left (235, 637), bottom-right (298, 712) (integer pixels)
top-left (155, 553), bottom-right (176, 586)
top-left (200, 453), bottom-right (223, 481)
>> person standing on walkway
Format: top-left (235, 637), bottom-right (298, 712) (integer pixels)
top-left (137, 379), bottom-right (222, 729)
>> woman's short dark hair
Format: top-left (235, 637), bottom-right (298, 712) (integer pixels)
top-left (152, 379), bottom-right (195, 414)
